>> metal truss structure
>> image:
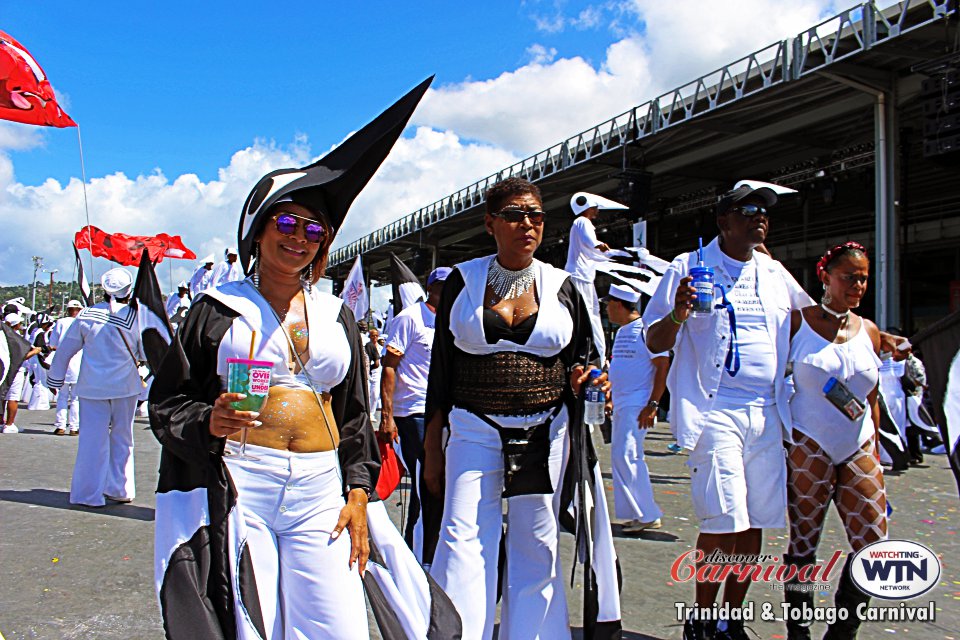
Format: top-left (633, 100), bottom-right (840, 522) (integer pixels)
top-left (330, 0), bottom-right (955, 269)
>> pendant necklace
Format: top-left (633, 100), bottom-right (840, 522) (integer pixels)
top-left (487, 258), bottom-right (535, 301)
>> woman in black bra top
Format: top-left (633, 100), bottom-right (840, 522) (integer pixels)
top-left (422, 177), bottom-right (621, 640)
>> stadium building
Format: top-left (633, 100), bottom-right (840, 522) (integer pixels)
top-left (329, 0), bottom-right (960, 336)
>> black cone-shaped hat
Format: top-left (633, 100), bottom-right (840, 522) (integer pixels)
top-left (237, 76), bottom-right (433, 273)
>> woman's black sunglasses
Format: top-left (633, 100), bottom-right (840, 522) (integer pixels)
top-left (492, 207), bottom-right (545, 224)
top-left (274, 213), bottom-right (327, 243)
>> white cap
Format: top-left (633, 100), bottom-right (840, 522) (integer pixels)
top-left (225, 247), bottom-right (238, 257)
top-left (177, 280), bottom-right (189, 289)
top-left (570, 192), bottom-right (629, 216)
top-left (4, 312), bottom-right (23, 325)
top-left (66, 300), bottom-right (83, 309)
top-left (604, 283), bottom-right (641, 304)
top-left (200, 254), bottom-right (215, 265)
top-left (101, 268), bottom-right (134, 298)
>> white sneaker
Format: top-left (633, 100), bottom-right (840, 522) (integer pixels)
top-left (622, 518), bottom-right (662, 533)
top-left (2, 424), bottom-right (19, 433)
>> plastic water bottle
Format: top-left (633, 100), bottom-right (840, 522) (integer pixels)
top-left (584, 369), bottom-right (605, 427)
top-left (690, 266), bottom-right (719, 317)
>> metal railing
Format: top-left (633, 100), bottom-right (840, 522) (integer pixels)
top-left (330, 0), bottom-right (954, 268)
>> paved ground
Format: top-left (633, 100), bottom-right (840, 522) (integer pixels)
top-left (1, 408), bottom-right (957, 640)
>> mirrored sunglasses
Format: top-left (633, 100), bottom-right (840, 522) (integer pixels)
top-left (275, 213), bottom-right (327, 243)
top-left (732, 204), bottom-right (768, 217)
top-left (492, 207), bottom-right (545, 224)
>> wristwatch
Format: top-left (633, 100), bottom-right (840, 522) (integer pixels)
top-left (646, 400), bottom-right (659, 409)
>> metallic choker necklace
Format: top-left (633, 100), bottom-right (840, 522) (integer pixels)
top-left (487, 258), bottom-right (535, 300)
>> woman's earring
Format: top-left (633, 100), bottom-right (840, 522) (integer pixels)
top-left (303, 263), bottom-right (313, 293)
top-left (822, 283), bottom-right (832, 305)
top-left (252, 243), bottom-right (261, 289)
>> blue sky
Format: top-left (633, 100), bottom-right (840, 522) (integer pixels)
top-left (3, 1), bottom-right (618, 186)
top-left (0, 0), bottom-right (840, 291)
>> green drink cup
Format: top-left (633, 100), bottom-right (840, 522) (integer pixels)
top-left (226, 358), bottom-right (273, 459)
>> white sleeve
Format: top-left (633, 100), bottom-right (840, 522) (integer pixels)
top-left (386, 313), bottom-right (414, 356)
top-left (47, 322), bottom-right (84, 388)
top-left (780, 264), bottom-right (814, 309)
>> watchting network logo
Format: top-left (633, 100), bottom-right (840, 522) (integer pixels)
top-left (850, 540), bottom-right (941, 600)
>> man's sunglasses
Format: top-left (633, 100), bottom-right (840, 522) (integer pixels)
top-left (274, 213), bottom-right (327, 243)
top-left (731, 204), bottom-right (768, 217)
top-left (492, 207), bottom-right (545, 224)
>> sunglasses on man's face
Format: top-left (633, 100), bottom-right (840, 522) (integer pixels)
top-left (492, 207), bottom-right (545, 224)
top-left (731, 204), bottom-right (768, 217)
top-left (274, 213), bottom-right (327, 243)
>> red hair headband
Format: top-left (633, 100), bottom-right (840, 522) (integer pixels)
top-left (817, 241), bottom-right (867, 277)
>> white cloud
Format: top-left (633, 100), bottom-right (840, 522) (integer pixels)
top-left (2, 0), bottom-right (857, 291)
top-left (418, 0), bottom-right (840, 156)
top-left (0, 127), bottom-right (516, 289)
top-left (526, 44), bottom-right (558, 65)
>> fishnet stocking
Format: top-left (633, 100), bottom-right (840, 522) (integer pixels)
top-left (787, 431), bottom-right (887, 557)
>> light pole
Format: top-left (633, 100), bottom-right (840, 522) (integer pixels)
top-left (31, 256), bottom-right (43, 314)
top-left (60, 293), bottom-right (69, 316)
top-left (43, 268), bottom-right (59, 310)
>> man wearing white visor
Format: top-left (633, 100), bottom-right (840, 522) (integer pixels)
top-left (48, 268), bottom-right (145, 507)
top-left (48, 299), bottom-right (85, 435)
top-left (603, 283), bottom-right (670, 533)
top-left (565, 191), bottom-right (629, 363)
top-left (210, 247), bottom-right (244, 288)
top-left (188, 254), bottom-right (215, 296)
top-left (644, 180), bottom-right (805, 640)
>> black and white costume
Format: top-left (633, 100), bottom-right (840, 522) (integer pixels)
top-left (151, 280), bottom-right (376, 639)
top-left (426, 255), bottom-right (621, 640)
top-left (149, 76), bottom-right (461, 640)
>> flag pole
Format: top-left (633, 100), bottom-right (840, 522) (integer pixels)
top-left (76, 124), bottom-right (95, 281)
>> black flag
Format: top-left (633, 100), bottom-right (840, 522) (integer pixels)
top-left (0, 324), bottom-right (30, 402)
top-left (389, 252), bottom-right (425, 318)
top-left (73, 242), bottom-right (93, 306)
top-left (133, 250), bottom-right (174, 373)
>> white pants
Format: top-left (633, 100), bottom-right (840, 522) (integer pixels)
top-left (572, 278), bottom-right (606, 364)
top-left (224, 443), bottom-right (368, 640)
top-left (368, 365), bottom-right (382, 412)
top-left (612, 405), bottom-right (663, 522)
top-left (71, 396), bottom-right (137, 506)
top-left (430, 406), bottom-right (571, 640)
top-left (55, 383), bottom-right (80, 431)
top-left (688, 400), bottom-right (786, 534)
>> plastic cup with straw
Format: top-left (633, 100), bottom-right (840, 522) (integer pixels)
top-left (226, 330), bottom-right (271, 460)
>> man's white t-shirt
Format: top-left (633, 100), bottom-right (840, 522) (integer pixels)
top-left (715, 254), bottom-right (777, 405)
top-left (386, 301), bottom-right (435, 417)
top-left (564, 216), bottom-right (608, 283)
top-left (609, 316), bottom-right (667, 410)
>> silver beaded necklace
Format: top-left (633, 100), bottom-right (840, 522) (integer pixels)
top-left (487, 258), bottom-right (535, 300)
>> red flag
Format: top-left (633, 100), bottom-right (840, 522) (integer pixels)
top-left (75, 226), bottom-right (196, 266)
top-left (0, 31), bottom-right (76, 128)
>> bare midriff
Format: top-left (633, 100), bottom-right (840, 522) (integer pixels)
top-left (228, 386), bottom-right (339, 453)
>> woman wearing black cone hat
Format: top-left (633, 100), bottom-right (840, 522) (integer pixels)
top-left (149, 78), bottom-right (459, 640)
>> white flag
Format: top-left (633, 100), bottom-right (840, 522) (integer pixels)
top-left (341, 255), bottom-right (369, 322)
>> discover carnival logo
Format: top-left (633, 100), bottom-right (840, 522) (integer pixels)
top-left (850, 540), bottom-right (941, 600)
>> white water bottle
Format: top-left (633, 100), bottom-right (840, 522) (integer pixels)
top-left (584, 369), bottom-right (605, 427)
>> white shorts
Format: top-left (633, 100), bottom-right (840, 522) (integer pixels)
top-left (4, 368), bottom-right (26, 402)
top-left (688, 401), bottom-right (787, 534)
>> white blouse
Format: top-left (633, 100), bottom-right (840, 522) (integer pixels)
top-left (203, 279), bottom-right (351, 394)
